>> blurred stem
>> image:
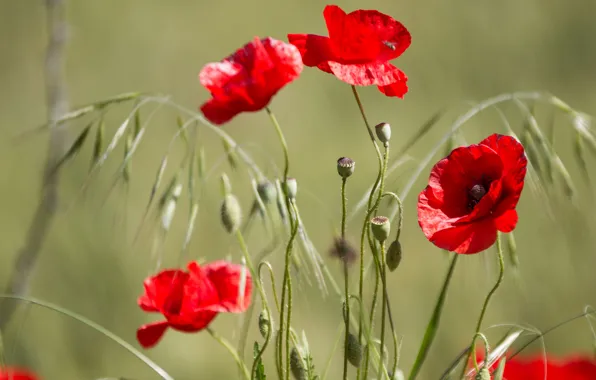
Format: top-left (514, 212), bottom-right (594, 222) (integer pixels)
top-left (460, 234), bottom-right (505, 380)
top-left (341, 177), bottom-right (350, 380)
top-left (408, 253), bottom-right (459, 380)
top-left (351, 85), bottom-right (384, 380)
top-left (362, 243), bottom-right (381, 380)
top-left (266, 106), bottom-right (289, 181)
top-left (208, 328), bottom-right (250, 380)
top-left (378, 241), bottom-right (388, 380)
top-left (0, 0), bottom-right (69, 329)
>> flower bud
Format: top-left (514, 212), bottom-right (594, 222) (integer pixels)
top-left (257, 180), bottom-right (276, 204)
top-left (375, 122), bottom-right (392, 146)
top-left (220, 173), bottom-right (232, 196)
top-left (386, 240), bottom-right (402, 272)
top-left (290, 347), bottom-right (306, 380)
top-left (475, 367), bottom-right (491, 380)
top-left (258, 310), bottom-right (270, 339)
top-left (346, 332), bottom-right (362, 368)
top-left (283, 177), bottom-right (298, 199)
top-left (220, 194), bottom-right (242, 233)
top-left (337, 157), bottom-right (355, 179)
top-left (370, 216), bottom-right (390, 242)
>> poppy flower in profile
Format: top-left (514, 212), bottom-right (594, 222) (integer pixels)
top-left (417, 134), bottom-right (527, 254)
top-left (288, 5), bottom-right (411, 98)
top-left (471, 352), bottom-right (596, 379)
top-left (137, 260), bottom-right (252, 348)
top-left (199, 37), bottom-right (303, 125)
top-left (0, 368), bottom-right (38, 380)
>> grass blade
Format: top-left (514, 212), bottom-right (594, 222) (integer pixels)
top-left (50, 121), bottom-right (92, 176)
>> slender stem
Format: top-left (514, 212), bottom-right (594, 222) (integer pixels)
top-left (266, 106), bottom-right (289, 181)
top-left (408, 253), bottom-right (459, 380)
top-left (208, 328), bottom-right (251, 380)
top-left (378, 241), bottom-right (388, 380)
top-left (341, 177), bottom-right (350, 380)
top-left (362, 242), bottom-right (381, 380)
top-left (459, 234), bottom-right (505, 380)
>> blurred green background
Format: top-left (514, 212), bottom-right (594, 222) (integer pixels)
top-left (1, 0), bottom-right (596, 379)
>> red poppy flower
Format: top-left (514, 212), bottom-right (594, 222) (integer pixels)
top-left (137, 260), bottom-right (252, 348)
top-left (199, 37), bottom-right (303, 125)
top-left (471, 352), bottom-right (596, 379)
top-left (417, 134), bottom-right (527, 254)
top-left (288, 5), bottom-right (411, 98)
top-left (0, 368), bottom-right (38, 380)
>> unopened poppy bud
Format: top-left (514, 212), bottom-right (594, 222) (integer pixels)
top-left (475, 367), bottom-right (491, 380)
top-left (375, 122), bottom-right (392, 146)
top-left (283, 177), bottom-right (298, 199)
top-left (290, 347), bottom-right (306, 380)
top-left (371, 216), bottom-right (390, 242)
top-left (220, 173), bottom-right (232, 196)
top-left (221, 194), bottom-right (242, 233)
top-left (346, 332), bottom-right (362, 368)
top-left (258, 310), bottom-right (270, 339)
top-left (257, 180), bottom-right (276, 204)
top-left (386, 240), bottom-right (402, 272)
top-left (337, 157), bottom-right (355, 178)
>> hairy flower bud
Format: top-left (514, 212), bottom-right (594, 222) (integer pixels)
top-left (386, 240), bottom-right (402, 272)
top-left (290, 347), bottom-right (306, 380)
top-left (221, 194), bottom-right (242, 233)
top-left (346, 332), bottom-right (362, 368)
top-left (258, 310), bottom-right (270, 339)
top-left (283, 177), bottom-right (298, 200)
top-left (375, 122), bottom-right (392, 146)
top-left (371, 216), bottom-right (390, 242)
top-left (337, 157), bottom-right (355, 178)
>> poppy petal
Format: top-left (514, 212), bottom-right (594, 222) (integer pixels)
top-left (138, 294), bottom-right (158, 312)
top-left (494, 209), bottom-right (518, 233)
top-left (327, 61), bottom-right (405, 86)
top-left (140, 270), bottom-right (189, 313)
top-left (0, 368), bottom-right (39, 380)
top-left (429, 218), bottom-right (497, 254)
top-left (137, 321), bottom-right (169, 349)
top-left (169, 311), bottom-right (218, 332)
top-left (203, 260), bottom-right (252, 312)
top-left (287, 33), bottom-right (334, 72)
top-left (378, 78), bottom-right (408, 98)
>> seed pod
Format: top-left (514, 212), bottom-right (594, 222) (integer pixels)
top-left (258, 310), bottom-right (270, 339)
top-left (257, 180), bottom-right (276, 204)
top-left (375, 122), bottom-right (392, 146)
top-left (386, 240), bottom-right (402, 272)
top-left (290, 347), bottom-right (306, 380)
top-left (220, 194), bottom-right (242, 233)
top-left (283, 177), bottom-right (298, 199)
top-left (337, 157), bottom-right (355, 179)
top-left (370, 216), bottom-right (390, 243)
top-left (345, 332), bottom-right (362, 368)
top-left (220, 173), bottom-right (232, 197)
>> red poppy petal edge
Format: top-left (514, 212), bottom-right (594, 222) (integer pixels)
top-left (328, 61), bottom-right (406, 87)
top-left (137, 321), bottom-right (169, 349)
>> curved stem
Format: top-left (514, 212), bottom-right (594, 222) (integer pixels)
top-left (208, 328), bottom-right (251, 380)
top-left (266, 106), bottom-right (289, 181)
top-left (341, 177), bottom-right (350, 380)
top-left (378, 241), bottom-right (388, 380)
top-left (459, 234), bottom-right (505, 379)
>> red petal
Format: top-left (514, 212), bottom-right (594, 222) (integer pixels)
top-left (0, 368), bottom-right (39, 380)
top-left (140, 269), bottom-right (189, 314)
top-left (324, 5), bottom-right (380, 62)
top-left (287, 33), bottom-right (334, 72)
top-left (138, 294), bottom-right (158, 312)
top-left (200, 97), bottom-right (247, 125)
top-left (428, 218), bottom-right (497, 254)
top-left (378, 76), bottom-right (408, 98)
top-left (169, 311), bottom-right (218, 332)
top-left (203, 260), bottom-right (252, 312)
top-left (494, 209), bottom-right (518, 232)
top-left (328, 61), bottom-right (405, 86)
top-left (199, 61), bottom-right (243, 96)
top-left (136, 321), bottom-right (169, 349)
top-left (183, 261), bottom-right (219, 313)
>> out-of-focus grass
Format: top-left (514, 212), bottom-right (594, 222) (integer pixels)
top-left (1, 1), bottom-right (596, 379)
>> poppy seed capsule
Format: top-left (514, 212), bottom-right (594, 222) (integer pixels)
top-left (337, 157), bottom-right (355, 178)
top-left (346, 332), bottom-right (363, 368)
top-left (283, 177), bottom-right (298, 199)
top-left (257, 180), bottom-right (276, 204)
top-left (290, 347), bottom-right (306, 380)
top-left (386, 240), bottom-right (402, 272)
top-left (258, 310), bottom-right (270, 339)
top-left (220, 194), bottom-right (242, 233)
top-left (370, 216), bottom-right (391, 242)
top-left (375, 122), bottom-right (392, 146)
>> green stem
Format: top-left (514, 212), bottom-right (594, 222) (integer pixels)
top-left (459, 234), bottom-right (505, 380)
top-left (378, 241), bottom-right (388, 380)
top-left (362, 242), bottom-right (381, 380)
top-left (208, 328), bottom-right (251, 380)
top-left (408, 253), bottom-right (459, 380)
top-left (341, 177), bottom-right (350, 380)
top-left (266, 106), bottom-right (289, 181)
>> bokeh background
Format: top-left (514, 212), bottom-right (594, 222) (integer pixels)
top-left (1, 0), bottom-right (596, 379)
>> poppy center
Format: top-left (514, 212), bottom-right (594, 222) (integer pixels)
top-left (467, 183), bottom-right (487, 209)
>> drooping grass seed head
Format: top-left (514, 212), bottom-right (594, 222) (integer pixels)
top-left (257, 180), bottom-right (276, 204)
top-left (371, 216), bottom-right (391, 243)
top-left (220, 194), bottom-right (242, 233)
top-left (337, 157), bottom-right (355, 179)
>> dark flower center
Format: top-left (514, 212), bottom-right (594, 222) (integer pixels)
top-left (467, 183), bottom-right (487, 209)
